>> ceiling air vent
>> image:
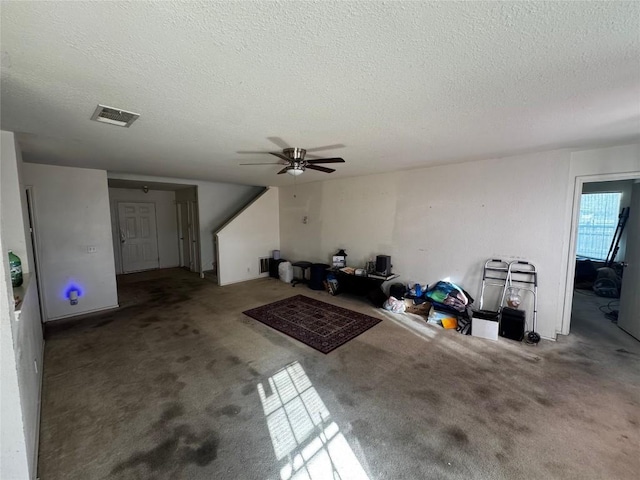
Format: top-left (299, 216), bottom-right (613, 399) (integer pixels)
top-left (90, 104), bottom-right (140, 127)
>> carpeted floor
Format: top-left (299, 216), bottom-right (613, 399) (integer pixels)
top-left (38, 269), bottom-right (640, 479)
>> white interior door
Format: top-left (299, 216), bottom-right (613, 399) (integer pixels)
top-left (618, 183), bottom-right (640, 340)
top-left (118, 202), bottom-right (160, 273)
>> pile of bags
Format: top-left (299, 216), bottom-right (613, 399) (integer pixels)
top-left (383, 280), bottom-right (474, 333)
top-left (425, 281), bottom-right (472, 313)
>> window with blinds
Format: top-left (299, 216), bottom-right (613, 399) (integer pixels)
top-left (576, 192), bottom-right (622, 260)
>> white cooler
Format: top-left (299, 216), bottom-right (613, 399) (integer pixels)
top-left (471, 310), bottom-right (500, 341)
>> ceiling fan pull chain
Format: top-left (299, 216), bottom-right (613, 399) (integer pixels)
top-left (293, 172), bottom-right (297, 198)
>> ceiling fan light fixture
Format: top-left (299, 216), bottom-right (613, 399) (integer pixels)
top-left (286, 167), bottom-right (304, 176)
top-left (239, 142), bottom-right (345, 176)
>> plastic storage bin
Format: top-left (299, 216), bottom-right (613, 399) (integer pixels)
top-left (278, 261), bottom-right (293, 283)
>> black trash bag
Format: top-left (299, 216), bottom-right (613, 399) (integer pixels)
top-left (389, 283), bottom-right (407, 300)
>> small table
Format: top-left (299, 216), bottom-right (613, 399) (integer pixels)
top-left (329, 269), bottom-right (399, 304)
top-left (292, 261), bottom-right (313, 286)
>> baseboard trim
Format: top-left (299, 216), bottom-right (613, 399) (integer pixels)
top-left (43, 305), bottom-right (120, 337)
top-left (218, 273), bottom-right (270, 287)
top-left (45, 304), bottom-right (120, 323)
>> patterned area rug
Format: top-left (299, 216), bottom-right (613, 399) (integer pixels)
top-left (243, 294), bottom-right (382, 354)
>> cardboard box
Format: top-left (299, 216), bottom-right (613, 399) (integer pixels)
top-left (405, 301), bottom-right (431, 316)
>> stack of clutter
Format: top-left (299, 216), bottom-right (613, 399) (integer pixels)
top-left (424, 281), bottom-right (473, 332)
top-left (383, 280), bottom-right (474, 333)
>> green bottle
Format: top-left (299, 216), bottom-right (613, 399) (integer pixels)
top-left (8, 250), bottom-right (23, 287)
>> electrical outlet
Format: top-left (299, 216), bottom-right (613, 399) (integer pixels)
top-left (87, 246), bottom-right (97, 253)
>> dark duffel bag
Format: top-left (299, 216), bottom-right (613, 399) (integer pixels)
top-left (389, 282), bottom-right (406, 299)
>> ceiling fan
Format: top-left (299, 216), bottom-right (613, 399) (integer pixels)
top-left (239, 138), bottom-right (345, 176)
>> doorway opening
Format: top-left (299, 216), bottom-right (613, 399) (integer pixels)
top-left (175, 186), bottom-right (201, 274)
top-left (107, 180), bottom-right (200, 275)
top-left (565, 175), bottom-right (640, 346)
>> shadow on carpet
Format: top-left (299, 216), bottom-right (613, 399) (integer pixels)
top-left (243, 294), bottom-right (382, 353)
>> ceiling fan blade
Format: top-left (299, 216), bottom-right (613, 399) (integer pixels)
top-left (306, 158), bottom-right (345, 164)
top-left (277, 167), bottom-right (290, 175)
top-left (305, 143), bottom-right (346, 153)
top-left (306, 165), bottom-right (336, 173)
top-left (239, 162), bottom-right (284, 165)
top-left (237, 150), bottom-right (271, 154)
top-left (267, 137), bottom-right (291, 149)
top-left (269, 152), bottom-right (292, 162)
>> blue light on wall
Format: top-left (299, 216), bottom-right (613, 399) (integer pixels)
top-left (62, 282), bottom-right (84, 305)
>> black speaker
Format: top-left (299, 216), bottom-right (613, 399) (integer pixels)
top-left (375, 255), bottom-right (392, 276)
top-left (268, 258), bottom-right (285, 278)
top-left (500, 307), bottom-right (525, 341)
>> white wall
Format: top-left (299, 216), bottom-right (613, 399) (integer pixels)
top-left (1, 131), bottom-right (31, 273)
top-left (280, 150), bottom-right (571, 339)
top-left (569, 144), bottom-right (640, 177)
top-left (23, 163), bottom-right (118, 321)
top-left (280, 143), bottom-right (640, 340)
top-left (216, 188), bottom-right (280, 286)
top-left (1, 131), bottom-right (43, 480)
top-left (108, 188), bottom-right (179, 274)
top-left (11, 277), bottom-right (42, 478)
top-left (0, 233), bottom-right (30, 480)
top-left (582, 179), bottom-right (634, 261)
top-left (107, 173), bottom-right (263, 274)
top-left (195, 182), bottom-right (263, 272)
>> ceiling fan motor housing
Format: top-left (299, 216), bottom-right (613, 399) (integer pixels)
top-left (283, 148), bottom-right (306, 160)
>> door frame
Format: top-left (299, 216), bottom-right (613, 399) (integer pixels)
top-left (116, 201), bottom-right (160, 274)
top-left (176, 202), bottom-right (185, 268)
top-left (187, 200), bottom-right (201, 273)
top-left (24, 186), bottom-right (46, 322)
top-left (560, 172), bottom-right (640, 336)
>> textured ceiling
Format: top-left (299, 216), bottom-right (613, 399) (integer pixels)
top-left (1, 1), bottom-right (639, 187)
